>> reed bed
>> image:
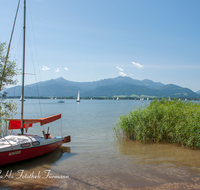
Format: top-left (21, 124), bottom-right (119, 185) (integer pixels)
top-left (115, 99), bottom-right (200, 148)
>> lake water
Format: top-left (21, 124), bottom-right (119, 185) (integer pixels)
top-left (1, 99), bottom-right (200, 189)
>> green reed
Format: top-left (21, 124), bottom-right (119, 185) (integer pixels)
top-left (115, 99), bottom-right (200, 148)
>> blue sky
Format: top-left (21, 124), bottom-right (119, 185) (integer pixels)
top-left (1, 0), bottom-right (200, 92)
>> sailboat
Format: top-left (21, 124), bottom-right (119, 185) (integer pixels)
top-left (77, 90), bottom-right (80, 102)
top-left (20, 95), bottom-right (25, 101)
top-left (0, 0), bottom-right (70, 166)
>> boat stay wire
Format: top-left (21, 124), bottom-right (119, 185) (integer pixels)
top-left (0, 0), bottom-right (21, 91)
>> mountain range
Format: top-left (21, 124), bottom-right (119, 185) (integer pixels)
top-left (4, 76), bottom-right (200, 99)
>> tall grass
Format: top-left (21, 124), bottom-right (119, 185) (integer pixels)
top-left (115, 99), bottom-right (200, 148)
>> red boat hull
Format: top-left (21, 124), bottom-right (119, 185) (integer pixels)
top-left (0, 138), bottom-right (67, 166)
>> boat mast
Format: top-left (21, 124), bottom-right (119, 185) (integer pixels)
top-left (21, 0), bottom-right (26, 135)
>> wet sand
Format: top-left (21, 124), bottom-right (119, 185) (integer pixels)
top-left (1, 141), bottom-right (200, 189)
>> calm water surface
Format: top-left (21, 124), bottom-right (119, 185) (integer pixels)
top-left (1, 99), bottom-right (200, 189)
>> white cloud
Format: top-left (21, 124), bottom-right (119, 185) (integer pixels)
top-left (116, 66), bottom-right (123, 71)
top-left (55, 68), bottom-right (60, 72)
top-left (41, 65), bottom-right (50, 71)
top-left (132, 62), bottom-right (143, 69)
top-left (64, 67), bottom-right (68, 71)
top-left (116, 66), bottom-right (127, 76)
top-left (119, 72), bottom-right (127, 76)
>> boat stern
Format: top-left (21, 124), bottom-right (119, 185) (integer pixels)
top-left (62, 136), bottom-right (71, 143)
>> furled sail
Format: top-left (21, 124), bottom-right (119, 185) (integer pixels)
top-left (7, 114), bottom-right (61, 132)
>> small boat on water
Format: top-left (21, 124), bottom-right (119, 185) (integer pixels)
top-left (58, 100), bottom-right (65, 103)
top-left (0, 0), bottom-right (71, 165)
top-left (77, 90), bottom-right (80, 102)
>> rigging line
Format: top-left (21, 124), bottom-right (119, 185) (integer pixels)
top-left (2, 137), bottom-right (14, 150)
top-left (0, 0), bottom-right (21, 91)
top-left (13, 29), bottom-right (23, 98)
top-left (24, 78), bottom-right (40, 119)
top-left (13, 18), bottom-right (23, 60)
top-left (25, 29), bottom-right (41, 119)
top-left (13, 27), bottom-right (23, 68)
top-left (25, 3), bottom-right (43, 118)
top-left (26, 1), bottom-right (46, 118)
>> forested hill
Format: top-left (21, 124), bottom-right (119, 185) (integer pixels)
top-left (5, 76), bottom-right (200, 98)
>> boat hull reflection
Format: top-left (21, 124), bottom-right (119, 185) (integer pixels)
top-left (0, 146), bottom-right (71, 172)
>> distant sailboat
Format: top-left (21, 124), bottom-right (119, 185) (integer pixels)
top-left (77, 91), bottom-right (80, 102)
top-left (116, 97), bottom-right (119, 101)
top-left (20, 95), bottom-right (25, 101)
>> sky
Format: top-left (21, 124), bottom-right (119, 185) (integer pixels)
top-left (0, 0), bottom-right (200, 92)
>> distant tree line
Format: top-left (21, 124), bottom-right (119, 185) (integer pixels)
top-left (6, 96), bottom-right (200, 101)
